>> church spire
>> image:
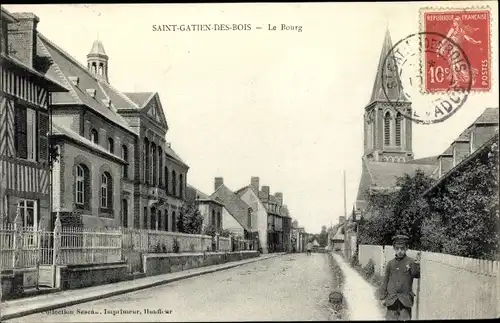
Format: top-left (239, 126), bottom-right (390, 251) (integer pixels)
top-left (368, 29), bottom-right (407, 104)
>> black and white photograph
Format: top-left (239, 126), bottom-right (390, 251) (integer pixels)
top-left (0, 1), bottom-right (498, 321)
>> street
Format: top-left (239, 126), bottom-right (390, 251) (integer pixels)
top-left (6, 253), bottom-right (336, 322)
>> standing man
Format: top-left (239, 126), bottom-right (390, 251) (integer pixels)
top-left (379, 235), bottom-right (421, 321)
top-left (306, 240), bottom-right (313, 256)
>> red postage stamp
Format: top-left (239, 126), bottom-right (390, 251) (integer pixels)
top-left (420, 7), bottom-right (491, 93)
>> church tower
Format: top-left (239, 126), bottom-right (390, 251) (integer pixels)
top-left (87, 39), bottom-right (108, 83)
top-left (363, 29), bottom-right (414, 163)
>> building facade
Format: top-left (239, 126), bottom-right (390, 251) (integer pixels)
top-left (21, 18), bottom-right (190, 230)
top-left (186, 184), bottom-right (224, 232)
top-left (0, 9), bottom-right (68, 230)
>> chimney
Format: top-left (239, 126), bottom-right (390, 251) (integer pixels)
top-left (261, 185), bottom-right (270, 202)
top-left (275, 192), bottom-right (283, 206)
top-left (8, 12), bottom-right (39, 68)
top-left (250, 176), bottom-right (260, 193)
top-left (453, 139), bottom-right (470, 167)
top-left (214, 177), bottom-right (223, 191)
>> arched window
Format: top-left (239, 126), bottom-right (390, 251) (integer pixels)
top-left (179, 174), bottom-right (184, 199)
top-left (212, 210), bottom-right (216, 227)
top-left (150, 143), bottom-right (156, 185)
top-left (143, 207), bottom-right (148, 230)
top-left (172, 211), bottom-right (176, 232)
top-left (164, 210), bottom-right (169, 231)
top-left (107, 138), bottom-right (114, 154)
top-left (122, 199), bottom-right (128, 228)
top-left (90, 129), bottom-right (99, 144)
top-left (395, 113), bottom-right (402, 147)
top-left (164, 165), bottom-right (169, 194)
top-left (217, 211), bottom-right (221, 230)
top-left (172, 170), bottom-right (177, 197)
top-left (75, 164), bottom-right (91, 208)
top-left (384, 112), bottom-right (391, 146)
top-left (151, 206), bottom-right (157, 230)
top-left (100, 172), bottom-right (112, 209)
top-left (92, 62), bottom-right (97, 74)
top-left (122, 145), bottom-right (128, 179)
top-left (143, 138), bottom-right (149, 184)
top-left (157, 210), bottom-right (162, 231)
top-left (158, 147), bottom-right (163, 187)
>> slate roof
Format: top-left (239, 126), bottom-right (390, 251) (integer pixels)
top-left (37, 34), bottom-right (134, 133)
top-left (367, 161), bottom-right (436, 188)
top-left (210, 184), bottom-right (253, 231)
top-left (123, 92), bottom-right (155, 109)
top-left (475, 107), bottom-right (499, 124)
top-left (368, 29), bottom-right (408, 105)
top-left (186, 184), bottom-right (223, 205)
top-left (406, 156), bottom-right (439, 165)
top-left (52, 124), bottom-right (125, 164)
top-left (88, 40), bottom-right (107, 56)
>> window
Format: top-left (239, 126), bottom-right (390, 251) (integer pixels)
top-left (164, 210), bottom-right (169, 231)
top-left (14, 105), bottom-right (37, 160)
top-left (122, 145), bottom-right (128, 179)
top-left (164, 165), bottom-right (169, 194)
top-left (172, 211), bottom-right (176, 232)
top-left (212, 210), bottom-right (216, 227)
top-left (76, 165), bottom-right (85, 205)
top-left (384, 112), bottom-right (391, 146)
top-left (157, 210), bottom-right (162, 231)
top-left (172, 170), bottom-right (177, 197)
top-left (217, 211), bottom-right (221, 230)
top-left (179, 174), bottom-right (184, 198)
top-left (90, 129), bottom-right (99, 144)
top-left (143, 207), bottom-right (148, 230)
top-left (151, 207), bottom-right (157, 230)
top-left (17, 199), bottom-right (38, 246)
top-left (75, 164), bottom-right (90, 209)
top-left (395, 113), bottom-right (402, 147)
top-left (248, 209), bottom-right (252, 227)
top-left (108, 138), bottom-right (114, 154)
top-left (100, 172), bottom-right (112, 209)
top-left (158, 147), bottom-right (163, 186)
top-left (17, 199), bottom-right (37, 229)
top-left (150, 143), bottom-right (156, 185)
top-left (143, 138), bottom-right (149, 184)
top-left (122, 199), bottom-right (128, 228)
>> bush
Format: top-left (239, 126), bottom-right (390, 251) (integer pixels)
top-left (363, 258), bottom-right (375, 278)
top-left (173, 238), bottom-right (180, 253)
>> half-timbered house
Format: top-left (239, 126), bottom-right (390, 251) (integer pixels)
top-left (0, 9), bottom-right (68, 230)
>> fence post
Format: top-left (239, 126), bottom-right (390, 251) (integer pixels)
top-left (12, 208), bottom-right (23, 269)
top-left (52, 212), bottom-right (61, 288)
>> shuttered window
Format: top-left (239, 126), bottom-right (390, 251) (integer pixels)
top-left (14, 105), bottom-right (28, 159)
top-left (38, 112), bottom-right (49, 161)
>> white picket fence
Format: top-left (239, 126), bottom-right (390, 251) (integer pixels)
top-left (1, 214), bottom-right (256, 272)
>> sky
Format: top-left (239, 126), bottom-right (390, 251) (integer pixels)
top-left (3, 2), bottom-right (499, 233)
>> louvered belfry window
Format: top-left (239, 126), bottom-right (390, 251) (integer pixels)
top-left (395, 113), bottom-right (402, 147)
top-left (384, 112), bottom-right (391, 146)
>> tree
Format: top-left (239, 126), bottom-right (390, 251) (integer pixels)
top-left (358, 169), bottom-right (434, 248)
top-left (318, 225), bottom-right (328, 247)
top-left (178, 201), bottom-right (204, 234)
top-left (424, 137), bottom-right (499, 259)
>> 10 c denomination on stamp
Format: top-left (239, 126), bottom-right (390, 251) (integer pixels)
top-left (420, 7), bottom-right (492, 93)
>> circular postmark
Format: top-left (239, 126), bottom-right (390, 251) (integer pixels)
top-left (381, 32), bottom-right (472, 125)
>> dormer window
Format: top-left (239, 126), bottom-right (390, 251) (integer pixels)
top-left (101, 99), bottom-right (111, 109)
top-left (68, 76), bottom-right (79, 87)
top-left (86, 89), bottom-right (96, 98)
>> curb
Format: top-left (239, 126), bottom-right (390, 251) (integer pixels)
top-left (1, 253), bottom-right (285, 321)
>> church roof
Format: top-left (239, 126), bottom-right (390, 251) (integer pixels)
top-left (368, 29), bottom-right (408, 105)
top-left (88, 39), bottom-right (107, 56)
top-left (406, 156), bottom-right (439, 165)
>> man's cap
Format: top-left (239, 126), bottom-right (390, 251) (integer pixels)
top-left (392, 234), bottom-right (409, 245)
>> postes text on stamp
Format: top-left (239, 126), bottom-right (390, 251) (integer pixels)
top-left (421, 8), bottom-right (491, 93)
